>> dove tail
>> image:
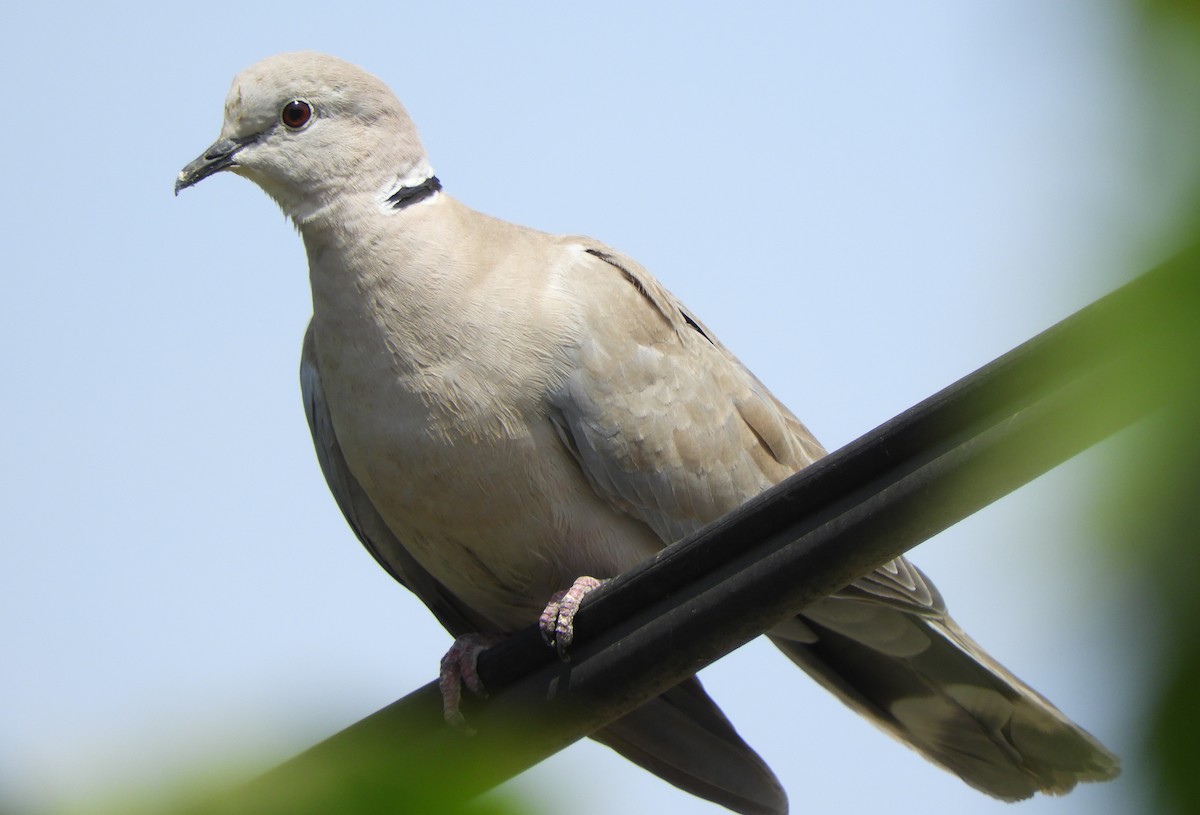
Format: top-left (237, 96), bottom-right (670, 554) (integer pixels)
top-left (770, 607), bottom-right (1119, 800)
top-left (592, 675), bottom-right (788, 815)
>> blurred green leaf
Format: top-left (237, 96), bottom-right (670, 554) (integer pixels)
top-left (1112, 7), bottom-right (1200, 815)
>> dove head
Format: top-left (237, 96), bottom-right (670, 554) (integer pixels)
top-left (176, 52), bottom-right (433, 223)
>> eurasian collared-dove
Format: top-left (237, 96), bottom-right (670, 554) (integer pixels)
top-left (176, 52), bottom-right (1119, 815)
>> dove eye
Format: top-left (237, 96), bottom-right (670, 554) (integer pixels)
top-left (280, 99), bottom-right (313, 129)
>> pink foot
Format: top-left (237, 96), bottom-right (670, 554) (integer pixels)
top-left (539, 575), bottom-right (606, 659)
top-left (439, 632), bottom-right (504, 732)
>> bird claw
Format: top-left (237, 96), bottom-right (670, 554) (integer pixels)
top-left (438, 576), bottom-right (605, 730)
top-left (439, 632), bottom-right (504, 732)
top-left (538, 575), bottom-right (606, 660)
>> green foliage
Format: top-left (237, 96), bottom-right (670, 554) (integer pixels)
top-left (1100, 256), bottom-right (1200, 815)
top-left (1112, 9), bottom-right (1200, 815)
top-left (27, 730), bottom-right (536, 815)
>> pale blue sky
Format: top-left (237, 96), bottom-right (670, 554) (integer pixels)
top-left (1, 2), bottom-right (1191, 814)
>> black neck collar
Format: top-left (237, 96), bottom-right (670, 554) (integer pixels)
top-left (386, 175), bottom-right (442, 210)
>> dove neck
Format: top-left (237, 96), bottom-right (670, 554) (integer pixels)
top-left (304, 190), bottom-right (467, 336)
top-left (385, 175), bottom-right (442, 210)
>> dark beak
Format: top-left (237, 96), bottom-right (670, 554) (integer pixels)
top-left (175, 135), bottom-right (257, 195)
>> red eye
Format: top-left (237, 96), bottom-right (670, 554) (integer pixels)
top-left (281, 100), bottom-right (312, 129)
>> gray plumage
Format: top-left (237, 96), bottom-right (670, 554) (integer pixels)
top-left (177, 51), bottom-right (1119, 815)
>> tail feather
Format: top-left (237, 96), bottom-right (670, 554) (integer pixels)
top-left (771, 598), bottom-right (1119, 800)
top-left (592, 675), bottom-right (788, 815)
